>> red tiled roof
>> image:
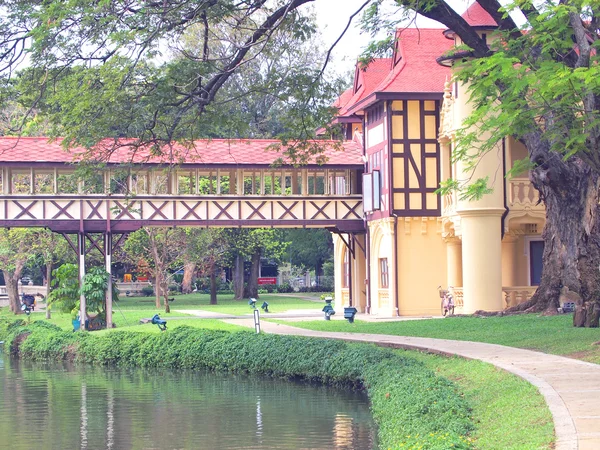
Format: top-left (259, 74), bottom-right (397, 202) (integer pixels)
top-left (461, 2), bottom-right (498, 27)
top-left (334, 88), bottom-right (354, 111)
top-left (338, 58), bottom-right (392, 117)
top-left (0, 137), bottom-right (363, 166)
top-left (339, 28), bottom-right (451, 114)
top-left (374, 28), bottom-right (452, 94)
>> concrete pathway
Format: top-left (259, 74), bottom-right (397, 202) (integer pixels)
top-left (222, 318), bottom-right (600, 450)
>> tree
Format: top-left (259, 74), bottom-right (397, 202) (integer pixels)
top-left (0, 0), bottom-right (343, 157)
top-left (362, 0), bottom-right (600, 327)
top-left (46, 263), bottom-right (80, 318)
top-left (282, 229), bottom-right (333, 277)
top-left (0, 229), bottom-right (40, 313)
top-left (30, 230), bottom-right (73, 319)
top-left (187, 228), bottom-right (230, 304)
top-left (228, 229), bottom-right (288, 299)
top-left (80, 266), bottom-right (119, 319)
top-left (123, 227), bottom-right (187, 313)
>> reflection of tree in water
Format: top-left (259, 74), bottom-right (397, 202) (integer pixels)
top-left (0, 357), bottom-right (376, 449)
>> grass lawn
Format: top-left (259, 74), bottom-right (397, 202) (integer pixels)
top-left (117, 292), bottom-right (322, 316)
top-left (405, 350), bottom-right (554, 449)
top-left (275, 313), bottom-right (600, 363)
top-left (0, 292), bottom-right (321, 333)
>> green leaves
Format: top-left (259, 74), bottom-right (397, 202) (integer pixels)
top-left (5, 324), bottom-right (476, 449)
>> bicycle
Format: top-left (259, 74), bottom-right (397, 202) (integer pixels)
top-left (438, 285), bottom-right (455, 317)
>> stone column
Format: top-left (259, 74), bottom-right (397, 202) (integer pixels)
top-left (501, 232), bottom-right (519, 287)
top-left (458, 209), bottom-right (504, 313)
top-left (445, 236), bottom-right (463, 288)
top-left (352, 234), bottom-right (367, 312)
top-left (453, 77), bottom-right (505, 314)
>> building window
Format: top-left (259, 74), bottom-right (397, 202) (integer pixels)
top-left (342, 250), bottom-right (350, 288)
top-left (379, 258), bottom-right (389, 288)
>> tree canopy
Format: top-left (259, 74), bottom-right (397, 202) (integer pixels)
top-left (0, 0), bottom-right (345, 160)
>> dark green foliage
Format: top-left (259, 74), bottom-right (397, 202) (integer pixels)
top-left (47, 263), bottom-right (79, 317)
top-left (2, 323), bottom-right (475, 448)
top-left (141, 286), bottom-right (154, 297)
top-left (277, 283), bottom-right (293, 293)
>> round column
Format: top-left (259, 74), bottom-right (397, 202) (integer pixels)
top-left (445, 236), bottom-right (463, 288)
top-left (458, 209), bottom-right (505, 313)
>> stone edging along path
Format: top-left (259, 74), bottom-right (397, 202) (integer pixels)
top-left (222, 319), bottom-right (599, 450)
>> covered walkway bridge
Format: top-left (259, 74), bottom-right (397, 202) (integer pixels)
top-left (0, 137), bottom-right (365, 327)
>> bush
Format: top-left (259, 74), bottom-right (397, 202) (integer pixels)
top-left (277, 283), bottom-right (293, 293)
top-left (141, 285), bottom-right (154, 297)
top-left (168, 284), bottom-right (181, 294)
top-left (298, 286), bottom-right (331, 293)
top-left (262, 284), bottom-right (277, 293)
top-left (2, 324), bottom-right (475, 449)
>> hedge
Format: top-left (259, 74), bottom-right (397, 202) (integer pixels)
top-left (1, 320), bottom-right (475, 449)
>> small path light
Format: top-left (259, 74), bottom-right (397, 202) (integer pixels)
top-left (253, 309), bottom-right (260, 334)
top-left (248, 298), bottom-right (257, 309)
top-left (261, 301), bottom-right (269, 313)
top-left (323, 296), bottom-right (335, 320)
top-left (343, 307), bottom-right (358, 323)
top-left (151, 314), bottom-right (167, 331)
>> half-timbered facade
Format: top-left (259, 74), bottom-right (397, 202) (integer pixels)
top-left (332, 4), bottom-right (545, 317)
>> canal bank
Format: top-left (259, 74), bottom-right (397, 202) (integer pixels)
top-left (223, 319), bottom-right (591, 450)
top-left (1, 321), bottom-right (475, 449)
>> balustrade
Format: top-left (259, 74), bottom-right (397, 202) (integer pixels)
top-left (508, 178), bottom-right (543, 211)
top-left (449, 287), bottom-right (464, 309)
top-left (448, 286), bottom-right (536, 310)
top-left (502, 286), bottom-right (537, 308)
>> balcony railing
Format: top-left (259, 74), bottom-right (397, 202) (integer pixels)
top-left (503, 286), bottom-right (537, 308)
top-left (449, 286), bottom-right (537, 310)
top-left (508, 178), bottom-right (544, 211)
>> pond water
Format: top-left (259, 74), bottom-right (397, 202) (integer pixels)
top-left (0, 355), bottom-right (377, 449)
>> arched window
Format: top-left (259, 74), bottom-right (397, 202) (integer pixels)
top-left (342, 249), bottom-right (350, 288)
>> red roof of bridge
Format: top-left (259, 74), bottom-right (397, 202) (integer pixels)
top-left (0, 137), bottom-right (363, 167)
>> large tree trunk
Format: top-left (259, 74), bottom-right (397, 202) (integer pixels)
top-left (46, 261), bottom-right (53, 319)
top-left (233, 253), bottom-right (245, 300)
top-left (153, 271), bottom-right (161, 309)
top-left (5, 270), bottom-right (21, 314)
top-left (181, 261), bottom-right (196, 294)
top-left (209, 263), bottom-right (217, 305)
top-left (245, 250), bottom-right (261, 299)
top-left (510, 146), bottom-right (600, 327)
top-left (161, 279), bottom-right (170, 313)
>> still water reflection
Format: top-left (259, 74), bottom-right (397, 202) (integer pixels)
top-left (0, 355), bottom-right (376, 449)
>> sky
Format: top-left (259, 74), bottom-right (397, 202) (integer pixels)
top-left (309, 0), bottom-right (473, 76)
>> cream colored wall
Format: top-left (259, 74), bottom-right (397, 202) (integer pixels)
top-left (368, 217), bottom-right (447, 317)
top-left (396, 217), bottom-right (447, 316)
top-left (368, 219), bottom-right (396, 316)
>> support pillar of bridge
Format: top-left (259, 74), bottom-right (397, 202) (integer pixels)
top-left (105, 232), bottom-right (113, 330)
top-left (78, 232), bottom-right (86, 331)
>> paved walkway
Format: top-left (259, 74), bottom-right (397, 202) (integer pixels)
top-left (221, 317), bottom-right (600, 450)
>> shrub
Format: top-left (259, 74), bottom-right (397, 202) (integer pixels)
top-left (2, 324), bottom-right (475, 449)
top-left (168, 284), bottom-right (181, 293)
top-left (141, 286), bottom-right (154, 297)
top-left (277, 283), bottom-right (293, 293)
